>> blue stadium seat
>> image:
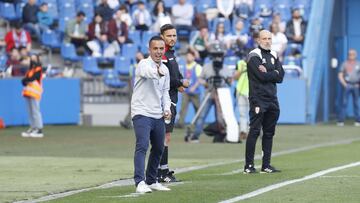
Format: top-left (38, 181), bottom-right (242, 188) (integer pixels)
top-left (15, 2), bottom-right (26, 20)
top-left (128, 30), bottom-right (141, 46)
top-left (61, 43), bottom-right (80, 62)
top-left (0, 3), bottom-right (19, 21)
top-left (177, 57), bottom-right (186, 73)
top-left (42, 29), bottom-right (61, 49)
top-left (196, 0), bottom-right (216, 12)
top-left (58, 16), bottom-right (71, 33)
top-left (163, 0), bottom-right (176, 7)
top-left (283, 64), bottom-right (302, 78)
top-left (47, 2), bottom-right (59, 19)
top-left (142, 31), bottom-right (157, 45)
top-left (284, 56), bottom-right (302, 67)
top-left (223, 56), bottom-right (239, 70)
top-left (274, 1), bottom-right (292, 21)
top-left (254, 0), bottom-right (273, 17)
top-left (0, 55), bottom-right (7, 72)
top-left (59, 2), bottom-right (76, 18)
top-left (83, 56), bottom-right (102, 76)
top-left (140, 44), bottom-right (149, 55)
top-left (103, 69), bottom-right (127, 88)
top-left (114, 56), bottom-right (131, 76)
top-left (284, 43), bottom-right (303, 56)
top-left (121, 43), bottom-right (138, 61)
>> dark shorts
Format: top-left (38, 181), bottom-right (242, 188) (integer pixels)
top-left (165, 105), bottom-right (177, 133)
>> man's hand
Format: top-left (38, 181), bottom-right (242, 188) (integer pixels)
top-left (157, 64), bottom-right (164, 77)
top-left (258, 65), bottom-right (267, 73)
top-left (182, 79), bottom-right (190, 88)
top-left (178, 86), bottom-right (185, 92)
top-left (189, 86), bottom-right (196, 93)
top-left (163, 110), bottom-right (171, 120)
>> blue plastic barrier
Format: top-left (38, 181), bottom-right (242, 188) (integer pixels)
top-left (0, 78), bottom-right (80, 126)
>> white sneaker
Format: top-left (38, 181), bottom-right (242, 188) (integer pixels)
top-left (355, 122), bottom-right (360, 127)
top-left (21, 128), bottom-right (33, 137)
top-left (147, 182), bottom-right (171, 191)
top-left (29, 129), bottom-right (44, 138)
top-left (136, 181), bottom-right (152, 194)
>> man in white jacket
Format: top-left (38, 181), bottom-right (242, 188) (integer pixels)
top-left (131, 36), bottom-right (172, 193)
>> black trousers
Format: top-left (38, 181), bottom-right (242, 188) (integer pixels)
top-left (245, 101), bottom-right (280, 167)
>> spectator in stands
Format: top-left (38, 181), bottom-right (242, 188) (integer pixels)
top-left (171, 0), bottom-right (194, 34)
top-left (234, 0), bottom-right (253, 19)
top-left (272, 13), bottom-right (286, 33)
top-left (37, 3), bottom-right (54, 32)
top-left (119, 4), bottom-right (133, 28)
top-left (270, 23), bottom-right (287, 62)
top-left (87, 14), bottom-right (119, 58)
top-left (124, 0), bottom-right (137, 12)
top-left (193, 12), bottom-right (208, 31)
top-left (64, 11), bottom-right (90, 55)
top-left (337, 49), bottom-right (360, 127)
top-left (189, 26), bottom-right (210, 64)
top-left (4, 21), bottom-right (32, 53)
top-left (249, 17), bottom-right (263, 35)
top-left (6, 48), bottom-right (23, 76)
top-left (285, 8), bottom-right (307, 44)
top-left (176, 50), bottom-right (202, 129)
top-left (151, 0), bottom-right (172, 33)
top-left (95, 0), bottom-right (114, 22)
top-left (229, 19), bottom-right (248, 58)
top-left (108, 9), bottom-right (132, 49)
top-left (217, 0), bottom-right (235, 19)
top-left (102, 0), bottom-right (119, 10)
top-left (209, 22), bottom-right (231, 49)
top-left (22, 0), bottom-right (41, 40)
top-left (132, 1), bottom-right (152, 31)
top-left (244, 31), bottom-right (259, 54)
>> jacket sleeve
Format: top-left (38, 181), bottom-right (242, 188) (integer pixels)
top-left (22, 68), bottom-right (41, 86)
top-left (247, 55), bottom-right (283, 83)
top-left (137, 60), bottom-right (160, 79)
top-left (163, 59), bottom-right (183, 89)
top-left (162, 71), bottom-right (171, 112)
top-left (274, 57), bottom-right (285, 83)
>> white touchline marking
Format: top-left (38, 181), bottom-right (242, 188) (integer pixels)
top-left (320, 175), bottom-right (360, 178)
top-left (219, 161), bottom-right (360, 203)
top-left (14, 138), bottom-right (360, 203)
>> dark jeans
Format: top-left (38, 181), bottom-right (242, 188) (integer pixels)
top-left (338, 85), bottom-right (360, 122)
top-left (245, 101), bottom-right (280, 167)
top-left (133, 115), bottom-right (165, 186)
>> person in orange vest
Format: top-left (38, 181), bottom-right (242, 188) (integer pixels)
top-left (21, 54), bottom-right (44, 138)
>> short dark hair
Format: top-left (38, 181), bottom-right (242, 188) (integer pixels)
top-left (160, 24), bottom-right (175, 35)
top-left (77, 11), bottom-right (86, 17)
top-left (148, 36), bottom-right (164, 47)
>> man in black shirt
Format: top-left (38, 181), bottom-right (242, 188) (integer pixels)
top-left (158, 24), bottom-right (189, 182)
top-left (22, 0), bottom-right (41, 40)
top-left (243, 30), bottom-right (284, 174)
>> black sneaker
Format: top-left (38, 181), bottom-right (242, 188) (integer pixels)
top-left (243, 164), bottom-right (257, 174)
top-left (158, 170), bottom-right (180, 183)
top-left (260, 165), bottom-right (281, 173)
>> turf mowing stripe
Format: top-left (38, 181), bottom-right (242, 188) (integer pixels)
top-left (14, 138), bottom-right (360, 203)
top-left (219, 161), bottom-right (360, 203)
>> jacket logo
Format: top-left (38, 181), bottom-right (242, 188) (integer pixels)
top-left (255, 107), bottom-right (260, 114)
top-left (271, 57), bottom-right (275, 64)
top-left (169, 58), bottom-right (174, 61)
top-left (262, 58), bottom-right (266, 64)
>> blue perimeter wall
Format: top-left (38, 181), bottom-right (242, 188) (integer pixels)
top-left (0, 78), bottom-right (80, 126)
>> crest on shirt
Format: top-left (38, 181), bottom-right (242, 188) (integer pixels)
top-left (262, 58), bottom-right (266, 64)
top-left (255, 106), bottom-right (260, 114)
top-left (271, 57), bottom-right (275, 65)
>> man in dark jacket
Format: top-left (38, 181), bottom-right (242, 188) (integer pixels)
top-left (285, 8), bottom-right (307, 44)
top-left (22, 0), bottom-right (41, 40)
top-left (158, 24), bottom-right (189, 182)
top-left (243, 30), bottom-right (284, 174)
top-left (95, 0), bottom-right (114, 22)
